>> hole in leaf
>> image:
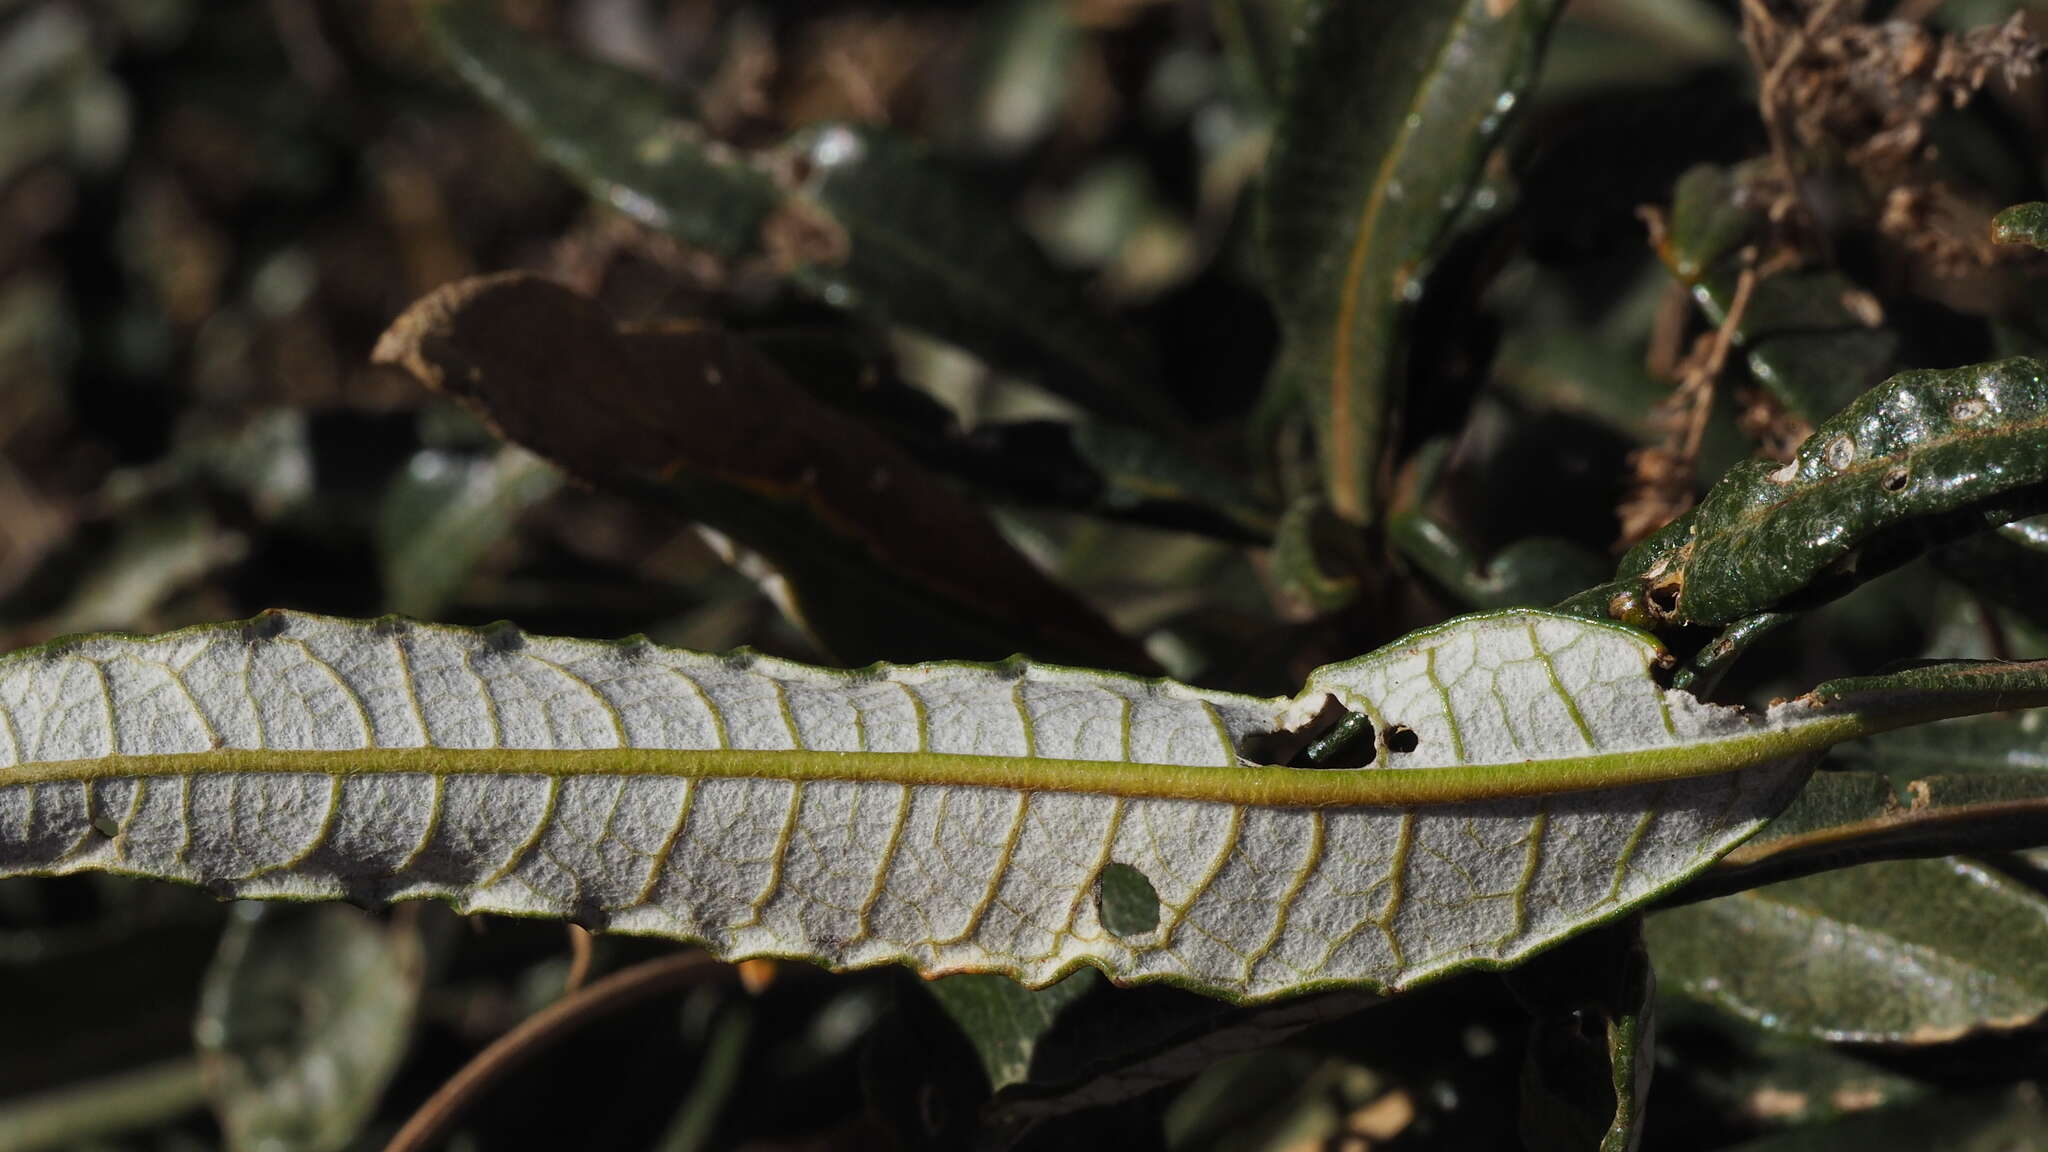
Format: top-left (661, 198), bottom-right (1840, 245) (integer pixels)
top-left (1646, 578), bottom-right (1682, 618)
top-left (1098, 862), bottom-right (1160, 937)
top-left (1386, 725), bottom-right (1420, 754)
top-left (1237, 695), bottom-right (1377, 768)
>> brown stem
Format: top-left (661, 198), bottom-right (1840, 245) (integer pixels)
top-left (380, 950), bottom-right (728, 1152)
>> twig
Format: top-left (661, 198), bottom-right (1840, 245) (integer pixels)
top-left (380, 951), bottom-right (728, 1152)
top-left (1681, 261), bottom-right (1759, 461)
top-left (564, 925), bottom-right (593, 994)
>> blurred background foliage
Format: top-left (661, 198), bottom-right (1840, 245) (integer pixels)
top-left (2, 0), bottom-right (2048, 1149)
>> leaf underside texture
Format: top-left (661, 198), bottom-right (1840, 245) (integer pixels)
top-left (0, 609), bottom-right (1901, 1001)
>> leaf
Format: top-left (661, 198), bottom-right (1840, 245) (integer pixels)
top-left (377, 443), bottom-right (560, 619)
top-left (422, 0), bottom-right (775, 262)
top-left (927, 969), bottom-right (1102, 1094)
top-left (195, 904), bottom-right (423, 1152)
top-left (931, 969), bottom-right (1380, 1124)
top-left (1259, 0), bottom-right (1561, 524)
top-left (1507, 919), bottom-right (1654, 1152)
top-left (5, 609), bottom-right (2048, 1001)
top-left (372, 272), bottom-right (1149, 671)
top-left (1390, 442), bottom-right (1609, 610)
top-left (772, 124), bottom-right (1170, 427)
top-left (1646, 856), bottom-right (2048, 1043)
top-left (1684, 767), bottom-right (2048, 900)
top-left (1403, 532), bottom-right (1609, 612)
top-left (1607, 356), bottom-right (2048, 629)
top-left (1272, 496), bottom-right (1367, 612)
top-left (1663, 165), bottom-right (1898, 424)
top-left (424, 0), bottom-right (1164, 426)
top-left (1991, 201), bottom-right (2048, 249)
top-left (1935, 514), bottom-right (2048, 631)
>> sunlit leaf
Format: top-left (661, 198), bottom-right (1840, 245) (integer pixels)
top-left (1596, 356), bottom-right (2048, 629)
top-left (5, 607), bottom-right (2021, 1001)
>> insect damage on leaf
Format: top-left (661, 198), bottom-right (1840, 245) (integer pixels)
top-left (1609, 356), bottom-right (2048, 628)
top-left (4, 607), bottom-right (1999, 1002)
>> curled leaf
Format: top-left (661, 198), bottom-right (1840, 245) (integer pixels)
top-left (1260, 0), bottom-right (1561, 524)
top-left (372, 272), bottom-right (1147, 670)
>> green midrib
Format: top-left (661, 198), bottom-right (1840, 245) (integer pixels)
top-left (3, 713), bottom-right (1869, 808)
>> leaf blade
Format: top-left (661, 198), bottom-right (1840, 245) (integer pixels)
top-left (1259, 0), bottom-right (1561, 523)
top-left (3, 608), bottom-right (2044, 1001)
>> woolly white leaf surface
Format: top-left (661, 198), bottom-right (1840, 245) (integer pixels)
top-left (0, 610), bottom-right (1816, 1000)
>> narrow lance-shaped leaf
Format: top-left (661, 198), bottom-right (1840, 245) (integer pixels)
top-left (1260, 0), bottom-right (1561, 524)
top-left (373, 272), bottom-right (1150, 671)
top-left (1648, 856), bottom-right (2048, 1043)
top-left (1590, 356), bottom-right (2048, 629)
top-left (424, 0), bottom-right (1166, 427)
top-left (5, 609), bottom-right (2048, 1002)
top-left (423, 0), bottom-right (774, 261)
top-left (1683, 766), bottom-right (2048, 901)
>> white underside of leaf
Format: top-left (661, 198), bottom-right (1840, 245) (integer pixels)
top-left (0, 611), bottom-right (1813, 1000)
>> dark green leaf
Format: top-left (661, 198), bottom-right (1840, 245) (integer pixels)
top-left (773, 123), bottom-right (1168, 427)
top-left (747, 329), bottom-right (1264, 538)
top-left (1608, 356), bottom-right (2048, 629)
top-left (1991, 201), bottom-right (2048, 250)
top-left (422, 0), bottom-right (775, 261)
top-left (425, 0), bottom-right (1164, 426)
top-left (926, 969), bottom-right (1103, 1095)
top-left (373, 272), bottom-right (1153, 669)
top-left (1259, 0), bottom-right (1561, 523)
top-left (0, 1059), bottom-right (207, 1152)
top-left (1507, 919), bottom-right (1654, 1152)
top-left (1647, 856), bottom-right (2048, 1043)
top-left (1272, 495), bottom-right (1365, 611)
top-left (1391, 509), bottom-right (1609, 611)
top-left (1935, 514), bottom-right (2048, 632)
top-left (1671, 613), bottom-right (1793, 697)
top-left (377, 444), bottom-right (559, 619)
top-left (1685, 767), bottom-right (2048, 900)
top-left (195, 904), bottom-right (423, 1152)
top-left (649, 998), bottom-right (752, 1152)
top-left (1664, 165), bottom-right (1898, 424)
